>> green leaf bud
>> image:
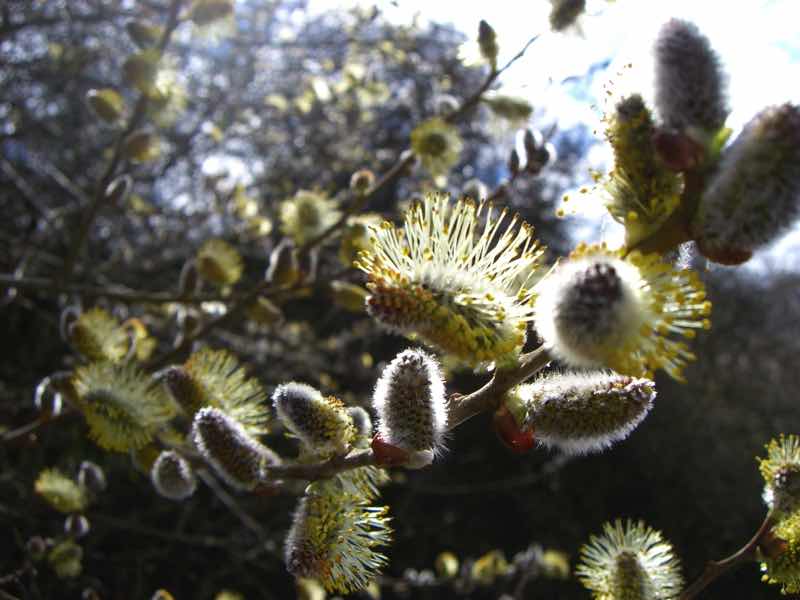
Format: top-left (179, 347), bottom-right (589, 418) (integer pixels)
top-left (86, 88), bottom-right (125, 123)
top-left (189, 0), bottom-right (234, 26)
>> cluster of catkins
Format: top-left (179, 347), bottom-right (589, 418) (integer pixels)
top-left (32, 13), bottom-right (800, 599)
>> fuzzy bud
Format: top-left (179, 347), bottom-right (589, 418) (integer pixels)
top-left (435, 94), bottom-right (460, 116)
top-left (349, 169), bottom-right (375, 194)
top-left (192, 407), bottom-right (279, 490)
top-left (64, 514), bottom-right (91, 539)
top-left (533, 243), bottom-right (711, 381)
top-left (151, 450), bottom-right (198, 501)
top-left (34, 374), bottom-right (65, 417)
top-left (77, 461), bottom-right (106, 495)
top-left (523, 129), bottom-right (552, 175)
top-left (508, 148), bottom-right (521, 176)
top-left (462, 178), bottom-right (488, 201)
top-left (86, 88), bottom-right (125, 123)
top-left (266, 240), bottom-right (301, 286)
top-left (273, 383), bottom-right (355, 455)
top-left (347, 406), bottom-right (373, 449)
top-left (104, 174), bottom-right (132, 205)
top-left (371, 348), bottom-right (447, 468)
top-left (478, 20), bottom-right (499, 69)
top-left (654, 19), bottom-right (728, 137)
top-left (692, 103), bottom-right (800, 264)
top-left (162, 366), bottom-right (204, 416)
top-left (26, 536), bottom-right (48, 561)
top-left (435, 551), bottom-right (460, 579)
top-left (539, 260), bottom-right (643, 365)
top-left (549, 0), bottom-right (586, 31)
top-left (506, 372), bottom-right (655, 455)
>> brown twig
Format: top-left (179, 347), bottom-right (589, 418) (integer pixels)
top-left (447, 346), bottom-right (551, 429)
top-left (265, 449), bottom-right (378, 480)
top-left (196, 469), bottom-right (267, 538)
top-left (0, 273), bottom-right (230, 304)
top-left (679, 512), bottom-right (774, 600)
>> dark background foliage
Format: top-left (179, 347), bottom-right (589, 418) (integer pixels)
top-left (1, 1), bottom-right (797, 599)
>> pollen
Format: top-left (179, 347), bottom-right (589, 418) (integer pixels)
top-left (533, 243), bottom-right (710, 382)
top-left (356, 193), bottom-right (544, 367)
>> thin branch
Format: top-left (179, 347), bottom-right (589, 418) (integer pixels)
top-left (679, 512), bottom-right (774, 600)
top-left (196, 469), bottom-right (267, 538)
top-left (1, 415), bottom-right (51, 445)
top-left (447, 346), bottom-right (551, 429)
top-left (59, 0), bottom-right (184, 284)
top-left (0, 273), bottom-right (229, 304)
top-left (265, 449), bottom-right (378, 480)
top-left (0, 159), bottom-right (53, 226)
top-left (144, 278), bottom-right (281, 370)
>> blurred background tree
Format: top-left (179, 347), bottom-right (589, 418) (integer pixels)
top-left (1, 1), bottom-right (798, 599)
